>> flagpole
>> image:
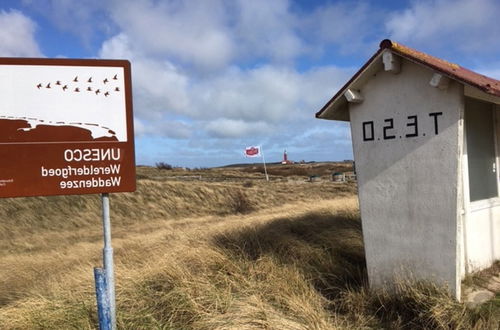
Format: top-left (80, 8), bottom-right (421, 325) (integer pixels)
top-left (260, 146), bottom-right (269, 182)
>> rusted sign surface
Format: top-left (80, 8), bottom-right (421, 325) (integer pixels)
top-left (0, 58), bottom-right (135, 197)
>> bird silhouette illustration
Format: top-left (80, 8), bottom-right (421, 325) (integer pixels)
top-left (115, 87), bottom-right (120, 92)
top-left (113, 74), bottom-right (118, 80)
top-left (104, 92), bottom-right (110, 97)
top-left (36, 83), bottom-right (42, 89)
top-left (88, 77), bottom-right (92, 83)
top-left (46, 83), bottom-right (51, 88)
top-left (74, 87), bottom-right (80, 92)
top-left (62, 85), bottom-right (68, 91)
top-left (103, 78), bottom-right (109, 84)
top-left (73, 76), bottom-right (78, 82)
top-left (95, 89), bottom-right (101, 95)
top-left (87, 86), bottom-right (92, 91)
top-left (56, 80), bottom-right (61, 85)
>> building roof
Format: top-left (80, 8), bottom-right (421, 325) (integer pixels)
top-left (316, 39), bottom-right (500, 121)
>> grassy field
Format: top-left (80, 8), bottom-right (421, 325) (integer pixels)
top-left (0, 164), bottom-right (498, 329)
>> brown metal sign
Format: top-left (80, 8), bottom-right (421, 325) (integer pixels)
top-left (0, 58), bottom-right (135, 198)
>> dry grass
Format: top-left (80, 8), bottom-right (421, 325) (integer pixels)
top-left (241, 162), bottom-right (353, 178)
top-left (0, 165), bottom-right (498, 329)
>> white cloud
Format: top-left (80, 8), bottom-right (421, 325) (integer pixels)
top-left (99, 33), bottom-right (131, 59)
top-left (193, 64), bottom-right (353, 122)
top-left (233, 0), bottom-right (305, 62)
top-left (129, 56), bottom-right (190, 120)
top-left (205, 118), bottom-right (272, 138)
top-left (135, 117), bottom-right (192, 139)
top-left (99, 28), bottom-right (353, 141)
top-left (100, 33), bottom-right (190, 119)
top-left (91, 1), bottom-right (359, 164)
top-left (386, 0), bottom-right (500, 53)
top-left (0, 10), bottom-right (41, 57)
top-left (302, 1), bottom-right (385, 55)
top-left (297, 66), bottom-right (355, 116)
top-left (292, 124), bottom-right (352, 148)
top-left (108, 0), bottom-right (234, 72)
top-left (192, 65), bottom-right (301, 122)
top-left (20, 0), bottom-right (111, 47)
top-left (106, 0), bottom-right (309, 69)
top-left (12, 0), bottom-right (500, 166)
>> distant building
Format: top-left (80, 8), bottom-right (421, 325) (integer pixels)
top-left (332, 171), bottom-right (356, 182)
top-left (332, 172), bottom-right (345, 182)
top-left (344, 172), bottom-right (356, 181)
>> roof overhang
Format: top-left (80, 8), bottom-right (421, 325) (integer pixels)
top-left (316, 39), bottom-right (500, 121)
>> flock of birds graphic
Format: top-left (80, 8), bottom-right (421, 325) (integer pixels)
top-left (36, 74), bottom-right (121, 97)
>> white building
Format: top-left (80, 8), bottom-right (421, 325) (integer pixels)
top-left (316, 39), bottom-right (500, 300)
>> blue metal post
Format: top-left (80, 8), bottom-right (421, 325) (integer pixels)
top-left (94, 267), bottom-right (111, 330)
top-left (101, 193), bottom-right (116, 329)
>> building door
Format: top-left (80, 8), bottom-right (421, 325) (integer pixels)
top-left (465, 97), bottom-right (498, 202)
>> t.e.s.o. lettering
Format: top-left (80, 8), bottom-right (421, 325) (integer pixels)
top-left (362, 112), bottom-right (443, 142)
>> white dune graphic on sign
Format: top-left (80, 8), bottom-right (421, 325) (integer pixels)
top-left (0, 65), bottom-right (127, 143)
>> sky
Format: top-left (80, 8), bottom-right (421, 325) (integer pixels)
top-left (0, 0), bottom-right (499, 167)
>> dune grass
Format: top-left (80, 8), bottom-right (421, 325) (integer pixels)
top-left (0, 167), bottom-right (498, 329)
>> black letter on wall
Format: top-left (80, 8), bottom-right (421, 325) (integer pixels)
top-left (362, 121), bottom-right (374, 141)
top-left (406, 115), bottom-right (418, 137)
top-left (429, 112), bottom-right (443, 135)
top-left (383, 118), bottom-right (396, 140)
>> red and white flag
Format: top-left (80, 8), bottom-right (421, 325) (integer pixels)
top-left (244, 146), bottom-right (261, 157)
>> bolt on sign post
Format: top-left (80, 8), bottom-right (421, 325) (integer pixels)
top-left (0, 58), bottom-right (136, 330)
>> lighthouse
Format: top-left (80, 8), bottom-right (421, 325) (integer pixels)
top-left (281, 149), bottom-right (293, 165)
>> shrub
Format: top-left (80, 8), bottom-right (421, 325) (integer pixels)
top-left (229, 190), bottom-right (254, 214)
top-left (156, 162), bottom-right (173, 170)
top-left (242, 180), bottom-right (254, 188)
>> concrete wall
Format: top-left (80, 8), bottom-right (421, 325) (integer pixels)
top-left (348, 59), bottom-right (463, 298)
top-left (464, 202), bottom-right (500, 271)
